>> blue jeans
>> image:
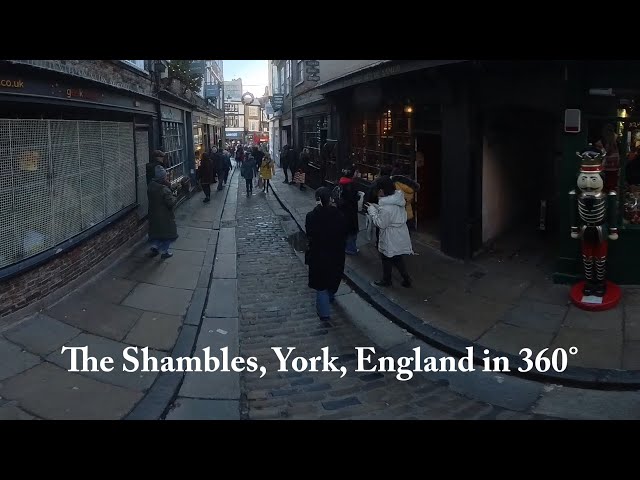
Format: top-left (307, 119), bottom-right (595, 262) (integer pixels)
top-left (150, 239), bottom-right (172, 254)
top-left (316, 289), bottom-right (336, 318)
top-left (345, 234), bottom-right (358, 254)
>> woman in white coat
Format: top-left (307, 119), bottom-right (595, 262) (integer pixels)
top-left (366, 176), bottom-right (413, 288)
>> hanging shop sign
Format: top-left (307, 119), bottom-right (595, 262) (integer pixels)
top-left (271, 94), bottom-right (284, 110)
top-left (305, 60), bottom-right (320, 82)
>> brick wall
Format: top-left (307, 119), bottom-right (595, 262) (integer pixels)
top-left (0, 211), bottom-right (147, 319)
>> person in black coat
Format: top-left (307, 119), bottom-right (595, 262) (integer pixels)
top-left (287, 147), bottom-right (299, 185)
top-left (305, 187), bottom-right (348, 321)
top-left (197, 151), bottom-right (214, 202)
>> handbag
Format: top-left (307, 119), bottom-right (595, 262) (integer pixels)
top-left (294, 170), bottom-right (306, 184)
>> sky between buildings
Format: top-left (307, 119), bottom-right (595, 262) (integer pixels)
top-left (223, 60), bottom-right (268, 97)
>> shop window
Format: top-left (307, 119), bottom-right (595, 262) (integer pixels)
top-left (161, 121), bottom-right (186, 182)
top-left (296, 61), bottom-right (303, 84)
top-left (0, 119), bottom-right (136, 270)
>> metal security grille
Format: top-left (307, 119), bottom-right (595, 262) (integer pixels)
top-left (0, 119), bottom-right (136, 270)
top-left (162, 121), bottom-right (186, 182)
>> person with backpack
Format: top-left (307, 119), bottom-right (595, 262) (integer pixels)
top-left (241, 153), bottom-right (256, 196)
top-left (365, 176), bottom-right (413, 288)
top-left (332, 167), bottom-right (360, 255)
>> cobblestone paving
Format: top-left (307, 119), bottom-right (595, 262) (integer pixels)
top-left (235, 188), bottom-right (539, 420)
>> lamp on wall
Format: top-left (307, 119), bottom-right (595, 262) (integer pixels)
top-left (403, 99), bottom-right (413, 114)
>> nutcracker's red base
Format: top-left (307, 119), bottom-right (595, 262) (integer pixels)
top-left (569, 281), bottom-right (622, 311)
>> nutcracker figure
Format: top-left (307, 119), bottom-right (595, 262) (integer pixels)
top-left (569, 146), bottom-right (619, 300)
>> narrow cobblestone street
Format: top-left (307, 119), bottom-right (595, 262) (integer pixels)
top-left (235, 183), bottom-right (536, 419)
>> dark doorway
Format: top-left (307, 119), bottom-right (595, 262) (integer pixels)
top-left (415, 133), bottom-right (442, 245)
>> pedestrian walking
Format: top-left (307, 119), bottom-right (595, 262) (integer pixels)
top-left (235, 145), bottom-right (244, 166)
top-left (147, 166), bottom-right (178, 259)
top-left (241, 154), bottom-right (256, 196)
top-left (196, 150), bottom-right (214, 203)
top-left (222, 149), bottom-right (232, 185)
top-left (365, 176), bottom-right (413, 288)
top-left (333, 168), bottom-right (360, 255)
top-left (211, 147), bottom-right (226, 191)
top-left (280, 144), bottom-right (290, 183)
top-left (260, 152), bottom-right (275, 193)
top-left (305, 187), bottom-right (348, 321)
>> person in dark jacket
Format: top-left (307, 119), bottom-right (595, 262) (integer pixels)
top-left (241, 154), bottom-right (256, 196)
top-left (197, 151), bottom-right (214, 203)
top-left (211, 147), bottom-right (226, 191)
top-left (305, 187), bottom-right (348, 321)
top-left (287, 147), bottom-right (299, 185)
top-left (147, 166), bottom-right (178, 259)
top-left (280, 145), bottom-right (290, 183)
top-left (334, 168), bottom-right (360, 255)
top-left (253, 146), bottom-right (264, 178)
top-left (222, 149), bottom-right (232, 185)
top-left (235, 145), bottom-right (244, 166)
top-left (146, 150), bottom-right (166, 185)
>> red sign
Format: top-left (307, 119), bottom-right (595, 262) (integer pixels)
top-left (65, 88), bottom-right (102, 101)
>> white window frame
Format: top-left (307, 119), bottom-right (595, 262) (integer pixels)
top-left (121, 60), bottom-right (147, 72)
top-left (285, 61), bottom-right (290, 95)
top-left (295, 60), bottom-right (304, 86)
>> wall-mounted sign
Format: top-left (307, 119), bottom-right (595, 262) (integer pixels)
top-left (0, 79), bottom-right (24, 89)
top-left (224, 81), bottom-right (242, 102)
top-left (564, 109), bottom-right (581, 133)
top-left (65, 88), bottom-right (102, 101)
top-left (271, 94), bottom-right (284, 110)
top-left (161, 105), bottom-right (184, 123)
top-left (204, 83), bottom-right (219, 100)
top-left (305, 60), bottom-right (320, 82)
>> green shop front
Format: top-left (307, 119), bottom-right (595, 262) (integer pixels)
top-left (555, 61), bottom-right (640, 285)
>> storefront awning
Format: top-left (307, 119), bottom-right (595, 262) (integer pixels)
top-left (318, 60), bottom-right (468, 95)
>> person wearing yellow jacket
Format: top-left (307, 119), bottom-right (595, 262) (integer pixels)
top-left (259, 152), bottom-right (275, 193)
top-left (391, 175), bottom-right (420, 223)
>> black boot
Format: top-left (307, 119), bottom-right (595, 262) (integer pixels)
top-left (594, 280), bottom-right (607, 297)
top-left (582, 281), bottom-right (595, 296)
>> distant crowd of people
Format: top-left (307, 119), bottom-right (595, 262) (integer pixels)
top-left (143, 140), bottom-right (419, 324)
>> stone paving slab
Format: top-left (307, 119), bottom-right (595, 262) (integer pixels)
top-left (212, 254), bottom-right (237, 279)
top-left (197, 263), bottom-right (214, 288)
top-left (478, 323), bottom-right (555, 355)
top-left (335, 293), bottom-right (412, 350)
top-left (47, 333), bottom-right (162, 391)
top-left (165, 398), bottom-right (240, 420)
top-left (551, 327), bottom-right (622, 369)
top-left (0, 338), bottom-right (41, 381)
top-left (532, 386), bottom-right (640, 420)
top-left (625, 307), bottom-right (640, 341)
top-left (172, 236), bottom-right (210, 252)
top-left (122, 283), bottom-right (193, 317)
top-left (623, 342), bottom-right (640, 370)
top-left (0, 362), bottom-right (141, 420)
top-left (0, 403), bottom-right (38, 420)
top-left (46, 293), bottom-right (143, 342)
top-left (3, 313), bottom-right (81, 356)
top-left (179, 317), bottom-right (239, 400)
top-left (124, 311), bottom-right (183, 352)
top-left (500, 301), bottom-right (567, 334)
top-left (185, 288), bottom-right (207, 326)
top-left (564, 305), bottom-right (623, 331)
top-left (125, 261), bottom-right (201, 291)
top-left (204, 279), bottom-right (238, 318)
top-left (78, 276), bottom-right (137, 304)
top-left (217, 228), bottom-right (237, 254)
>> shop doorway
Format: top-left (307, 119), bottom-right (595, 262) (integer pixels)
top-left (479, 107), bottom-right (557, 267)
top-left (415, 133), bottom-right (442, 247)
